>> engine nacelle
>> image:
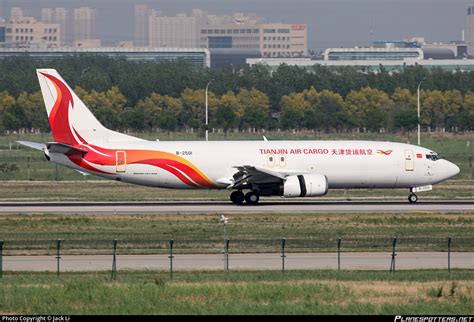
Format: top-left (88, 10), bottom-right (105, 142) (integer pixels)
top-left (283, 174), bottom-right (328, 198)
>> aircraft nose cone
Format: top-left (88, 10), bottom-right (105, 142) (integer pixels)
top-left (446, 162), bottom-right (460, 179)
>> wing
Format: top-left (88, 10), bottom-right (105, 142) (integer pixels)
top-left (230, 165), bottom-right (288, 189)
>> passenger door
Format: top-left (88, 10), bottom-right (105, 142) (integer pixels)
top-left (405, 150), bottom-right (414, 171)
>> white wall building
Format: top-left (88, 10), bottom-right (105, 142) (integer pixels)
top-left (41, 8), bottom-right (70, 45)
top-left (149, 10), bottom-right (205, 48)
top-left (467, 5), bottom-right (474, 56)
top-left (73, 7), bottom-right (96, 44)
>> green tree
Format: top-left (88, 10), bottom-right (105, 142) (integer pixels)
top-left (106, 86), bottom-right (127, 114)
top-left (123, 108), bottom-right (146, 131)
top-left (343, 87), bottom-right (393, 132)
top-left (316, 90), bottom-right (345, 132)
top-left (237, 88), bottom-right (270, 130)
top-left (213, 91), bottom-right (242, 135)
top-left (136, 93), bottom-right (183, 131)
top-left (456, 92), bottom-right (474, 131)
top-left (180, 88), bottom-right (218, 129)
top-left (82, 89), bottom-right (111, 112)
top-left (0, 91), bottom-right (16, 131)
top-left (279, 91), bottom-right (308, 130)
top-left (301, 86), bottom-right (321, 129)
top-left (16, 91), bottom-right (50, 132)
top-left (422, 90), bottom-right (448, 130)
top-left (158, 95), bottom-right (183, 132)
top-left (95, 107), bottom-right (122, 129)
top-left (444, 90), bottom-right (463, 129)
top-left (391, 88), bottom-right (417, 131)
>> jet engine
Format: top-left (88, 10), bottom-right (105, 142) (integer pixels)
top-left (282, 174), bottom-right (328, 197)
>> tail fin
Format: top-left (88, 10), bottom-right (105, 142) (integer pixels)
top-left (37, 69), bottom-right (142, 145)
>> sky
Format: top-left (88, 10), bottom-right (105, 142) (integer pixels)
top-left (0, 0), bottom-right (468, 52)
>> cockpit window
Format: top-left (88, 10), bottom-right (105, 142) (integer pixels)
top-left (426, 153), bottom-right (441, 161)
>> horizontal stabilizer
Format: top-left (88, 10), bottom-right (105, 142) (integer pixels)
top-left (46, 142), bottom-right (88, 155)
top-left (16, 141), bottom-right (45, 151)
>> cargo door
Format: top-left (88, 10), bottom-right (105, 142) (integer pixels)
top-left (116, 151), bottom-right (126, 172)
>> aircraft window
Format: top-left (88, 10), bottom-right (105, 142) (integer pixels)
top-left (269, 157), bottom-right (273, 162)
top-left (425, 154), bottom-right (441, 161)
top-left (281, 156), bottom-right (285, 162)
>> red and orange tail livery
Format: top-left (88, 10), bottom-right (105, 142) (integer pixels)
top-left (36, 69), bottom-right (216, 188)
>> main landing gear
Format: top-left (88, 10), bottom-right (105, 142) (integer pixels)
top-left (230, 190), bottom-right (260, 205)
top-left (408, 193), bottom-right (418, 203)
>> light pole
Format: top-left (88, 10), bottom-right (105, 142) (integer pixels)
top-left (219, 215), bottom-right (229, 271)
top-left (220, 214), bottom-right (229, 241)
top-left (416, 78), bottom-right (425, 146)
top-left (205, 79), bottom-right (214, 141)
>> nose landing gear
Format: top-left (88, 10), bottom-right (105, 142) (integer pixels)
top-left (408, 193), bottom-right (418, 203)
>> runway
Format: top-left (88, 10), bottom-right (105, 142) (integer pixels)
top-left (3, 252), bottom-right (473, 271)
top-left (0, 200), bottom-right (473, 214)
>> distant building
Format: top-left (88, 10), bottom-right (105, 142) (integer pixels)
top-left (375, 38), bottom-right (467, 59)
top-left (0, 26), bottom-right (5, 43)
top-left (10, 7), bottom-right (24, 22)
top-left (201, 22), bottom-right (308, 58)
top-left (116, 40), bottom-right (135, 48)
top-left (246, 57), bottom-right (474, 73)
top-left (422, 42), bottom-right (465, 59)
top-left (134, 4), bottom-right (151, 47)
top-left (372, 40), bottom-right (420, 48)
top-left (200, 23), bottom-right (260, 51)
top-left (41, 8), bottom-right (71, 45)
top-left (4, 16), bottom-right (61, 48)
top-left (209, 48), bottom-right (261, 69)
top-left (149, 9), bottom-right (205, 48)
top-left (138, 7), bottom-right (308, 58)
top-left (260, 23), bottom-right (308, 57)
top-left (323, 47), bottom-right (423, 61)
top-left (73, 7), bottom-right (97, 45)
top-left (73, 38), bottom-right (102, 48)
top-left (468, 5), bottom-right (474, 56)
top-left (0, 47), bottom-right (211, 68)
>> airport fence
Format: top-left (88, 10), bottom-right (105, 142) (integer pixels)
top-left (0, 235), bottom-right (473, 278)
top-left (2, 234), bottom-right (474, 254)
top-left (1, 234), bottom-right (474, 255)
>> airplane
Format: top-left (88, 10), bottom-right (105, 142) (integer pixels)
top-left (18, 69), bottom-right (460, 205)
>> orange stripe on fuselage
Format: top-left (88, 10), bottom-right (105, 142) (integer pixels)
top-left (81, 145), bottom-right (217, 188)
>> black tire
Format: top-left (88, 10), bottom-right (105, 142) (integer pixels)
top-left (245, 191), bottom-right (260, 205)
top-left (230, 191), bottom-right (245, 205)
top-left (408, 193), bottom-right (418, 203)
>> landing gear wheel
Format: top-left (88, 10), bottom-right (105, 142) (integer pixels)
top-left (245, 191), bottom-right (260, 205)
top-left (408, 193), bottom-right (418, 203)
top-left (230, 191), bottom-right (245, 205)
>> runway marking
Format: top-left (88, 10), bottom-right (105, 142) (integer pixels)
top-left (0, 201), bottom-right (473, 214)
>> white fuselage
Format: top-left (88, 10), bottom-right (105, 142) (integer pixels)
top-left (50, 140), bottom-right (460, 190)
top-left (32, 69), bottom-right (461, 202)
